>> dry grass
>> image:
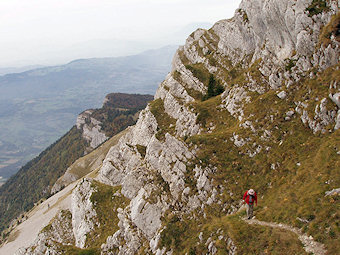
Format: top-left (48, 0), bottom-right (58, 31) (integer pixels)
top-left (149, 99), bottom-right (176, 141)
top-left (6, 230), bottom-right (20, 243)
top-left (319, 13), bottom-right (340, 46)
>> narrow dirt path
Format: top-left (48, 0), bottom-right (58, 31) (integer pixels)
top-left (243, 218), bottom-right (326, 255)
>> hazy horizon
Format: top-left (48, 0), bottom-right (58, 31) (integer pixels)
top-left (0, 0), bottom-right (241, 68)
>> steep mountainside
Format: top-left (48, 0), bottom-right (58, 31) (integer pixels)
top-left (0, 46), bottom-right (175, 181)
top-left (0, 93), bottom-right (152, 238)
top-left (1, 0), bottom-right (339, 254)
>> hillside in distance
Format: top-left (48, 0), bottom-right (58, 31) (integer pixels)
top-left (0, 65), bottom-right (45, 76)
top-left (0, 45), bottom-right (176, 182)
top-left (0, 93), bottom-right (153, 238)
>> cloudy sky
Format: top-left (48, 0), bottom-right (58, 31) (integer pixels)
top-left (0, 0), bottom-right (241, 67)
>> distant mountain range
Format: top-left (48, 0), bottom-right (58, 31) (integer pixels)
top-left (0, 45), bottom-right (177, 181)
top-left (0, 65), bottom-right (45, 76)
top-left (1, 22), bottom-right (212, 68)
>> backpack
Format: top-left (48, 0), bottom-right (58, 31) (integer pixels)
top-left (248, 194), bottom-right (254, 204)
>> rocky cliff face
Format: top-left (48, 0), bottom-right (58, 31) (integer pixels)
top-left (76, 109), bottom-right (109, 151)
top-left (76, 93), bottom-right (154, 153)
top-left (6, 0), bottom-right (340, 254)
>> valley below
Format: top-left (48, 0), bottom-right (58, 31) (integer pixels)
top-left (0, 45), bottom-right (176, 180)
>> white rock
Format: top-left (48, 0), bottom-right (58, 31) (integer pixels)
top-left (130, 189), bottom-right (162, 240)
top-left (277, 91), bottom-right (287, 99)
top-left (71, 178), bottom-right (97, 248)
top-left (76, 110), bottom-right (108, 149)
top-left (329, 93), bottom-right (340, 108)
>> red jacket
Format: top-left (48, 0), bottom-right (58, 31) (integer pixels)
top-left (243, 191), bottom-right (257, 205)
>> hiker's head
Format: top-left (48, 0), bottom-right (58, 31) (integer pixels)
top-left (248, 189), bottom-right (255, 195)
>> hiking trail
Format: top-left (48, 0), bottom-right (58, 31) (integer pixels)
top-left (243, 218), bottom-right (326, 255)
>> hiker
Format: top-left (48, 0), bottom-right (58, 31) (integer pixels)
top-left (243, 188), bottom-right (257, 219)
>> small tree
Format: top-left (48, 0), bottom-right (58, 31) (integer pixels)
top-left (207, 74), bottom-right (216, 98)
top-left (203, 74), bottom-right (224, 100)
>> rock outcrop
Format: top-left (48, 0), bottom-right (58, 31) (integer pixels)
top-left (76, 110), bottom-right (108, 150)
top-left (71, 178), bottom-right (98, 248)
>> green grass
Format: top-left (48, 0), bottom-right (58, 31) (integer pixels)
top-left (86, 181), bottom-right (129, 248)
top-left (238, 9), bottom-right (249, 23)
top-left (221, 215), bottom-right (307, 255)
top-left (306, 0), bottom-right (330, 17)
top-left (257, 130), bottom-right (340, 253)
top-left (57, 246), bottom-right (100, 255)
top-left (136, 144), bottom-right (147, 159)
top-left (285, 59), bottom-right (297, 72)
top-left (149, 99), bottom-right (176, 141)
top-left (185, 63), bottom-right (211, 86)
top-left (159, 210), bottom-right (308, 254)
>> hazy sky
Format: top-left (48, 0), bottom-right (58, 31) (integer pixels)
top-left (0, 0), bottom-right (241, 67)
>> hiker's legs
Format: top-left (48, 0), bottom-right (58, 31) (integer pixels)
top-left (249, 204), bottom-right (253, 219)
top-left (246, 204), bottom-right (250, 218)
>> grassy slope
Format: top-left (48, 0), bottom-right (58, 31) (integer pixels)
top-left (180, 66), bottom-right (340, 253)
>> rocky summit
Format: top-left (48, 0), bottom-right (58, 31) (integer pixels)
top-left (1, 0), bottom-right (339, 254)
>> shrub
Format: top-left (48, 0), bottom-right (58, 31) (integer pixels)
top-left (203, 75), bottom-right (224, 101)
top-left (306, 0), bottom-right (330, 17)
top-left (285, 59), bottom-right (297, 72)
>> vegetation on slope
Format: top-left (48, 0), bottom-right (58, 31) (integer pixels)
top-left (180, 63), bottom-right (339, 253)
top-left (159, 211), bottom-right (307, 254)
top-left (149, 98), bottom-right (176, 141)
top-left (92, 93), bottom-right (153, 137)
top-left (319, 12), bottom-right (340, 46)
top-left (86, 182), bottom-right (129, 248)
top-left (306, 0), bottom-right (330, 17)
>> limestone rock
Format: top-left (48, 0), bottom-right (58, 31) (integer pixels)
top-left (325, 188), bottom-right (340, 196)
top-left (71, 178), bottom-right (97, 248)
top-left (277, 91), bottom-right (287, 99)
top-left (76, 110), bottom-right (108, 149)
top-left (221, 87), bottom-right (251, 121)
top-left (329, 92), bottom-right (340, 108)
top-left (130, 188), bottom-right (162, 240)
